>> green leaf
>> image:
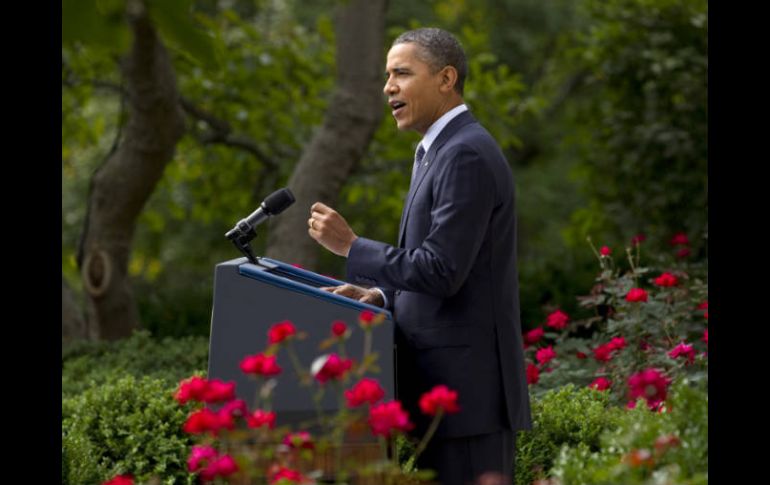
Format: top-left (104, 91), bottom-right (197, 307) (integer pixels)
top-left (147, 0), bottom-right (220, 70)
top-left (62, 0), bottom-right (130, 51)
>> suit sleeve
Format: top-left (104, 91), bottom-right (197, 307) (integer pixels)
top-left (347, 146), bottom-right (496, 298)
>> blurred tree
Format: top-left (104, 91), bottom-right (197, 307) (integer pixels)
top-left (265, 0), bottom-right (387, 268)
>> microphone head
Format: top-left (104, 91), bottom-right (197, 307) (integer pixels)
top-left (263, 188), bottom-right (295, 215)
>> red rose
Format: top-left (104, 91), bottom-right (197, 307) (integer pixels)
top-left (628, 369), bottom-right (671, 411)
top-left (697, 301), bottom-right (708, 310)
top-left (283, 431), bottom-right (314, 450)
top-left (188, 445), bottom-right (218, 472)
top-left (175, 376), bottom-right (209, 404)
top-left (608, 336), bottom-right (627, 351)
top-left (523, 327), bottom-right (544, 346)
top-left (593, 344), bottom-right (614, 362)
top-left (368, 401), bottom-right (414, 437)
top-left (589, 377), bottom-right (611, 391)
top-left (703, 328), bottom-right (708, 345)
top-left (546, 310), bottom-right (569, 330)
top-left (600, 246), bottom-right (611, 256)
top-left (240, 353), bottom-right (282, 377)
top-left (203, 379), bottom-right (236, 403)
top-left (676, 247), bottom-right (691, 258)
top-left (312, 353), bottom-right (353, 384)
top-left (631, 233), bottom-right (647, 245)
top-left (345, 378), bottom-right (386, 408)
top-left (331, 321), bottom-right (348, 337)
top-left (183, 408), bottom-right (230, 436)
top-left (268, 320), bottom-right (296, 345)
top-left (668, 342), bottom-right (695, 365)
top-left (269, 467), bottom-right (310, 484)
top-left (419, 385), bottom-right (460, 416)
top-left (247, 409), bottom-right (276, 429)
top-left (654, 272), bottom-right (678, 287)
top-left (625, 288), bottom-right (649, 302)
top-left (526, 363), bottom-right (540, 385)
top-left (670, 232), bottom-right (689, 246)
top-left (101, 475), bottom-right (133, 485)
top-left (200, 454), bottom-right (239, 481)
top-left (536, 346), bottom-right (557, 366)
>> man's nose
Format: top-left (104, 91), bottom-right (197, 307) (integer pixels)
top-left (383, 79), bottom-right (397, 96)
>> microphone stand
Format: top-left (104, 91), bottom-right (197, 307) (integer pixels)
top-left (225, 225), bottom-right (259, 265)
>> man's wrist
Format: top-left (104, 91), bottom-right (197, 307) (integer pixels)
top-left (344, 235), bottom-right (358, 258)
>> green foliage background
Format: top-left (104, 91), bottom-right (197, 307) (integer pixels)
top-left (62, 0), bottom-right (707, 338)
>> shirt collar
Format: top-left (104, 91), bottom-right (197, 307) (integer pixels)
top-left (419, 104), bottom-right (468, 154)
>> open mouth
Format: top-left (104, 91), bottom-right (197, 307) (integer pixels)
top-left (389, 100), bottom-right (406, 116)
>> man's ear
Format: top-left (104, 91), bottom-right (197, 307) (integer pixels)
top-left (439, 66), bottom-right (459, 93)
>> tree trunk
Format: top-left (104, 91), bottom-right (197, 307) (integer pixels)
top-left (62, 275), bottom-right (89, 345)
top-left (265, 0), bottom-right (387, 270)
top-left (77, 5), bottom-right (185, 341)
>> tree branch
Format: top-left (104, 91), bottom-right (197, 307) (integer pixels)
top-left (179, 96), bottom-right (278, 170)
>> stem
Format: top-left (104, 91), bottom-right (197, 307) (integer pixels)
top-left (410, 408), bottom-right (444, 464)
top-left (287, 341), bottom-right (310, 385)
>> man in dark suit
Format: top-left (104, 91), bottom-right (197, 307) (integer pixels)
top-left (308, 28), bottom-right (532, 485)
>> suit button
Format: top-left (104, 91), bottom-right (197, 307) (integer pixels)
top-left (395, 290), bottom-right (401, 296)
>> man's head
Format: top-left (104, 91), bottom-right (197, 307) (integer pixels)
top-left (384, 28), bottom-right (467, 134)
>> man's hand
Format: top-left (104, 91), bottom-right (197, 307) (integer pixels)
top-left (308, 202), bottom-right (358, 257)
top-left (320, 284), bottom-right (384, 307)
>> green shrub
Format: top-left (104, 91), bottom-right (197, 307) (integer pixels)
top-left (62, 330), bottom-right (209, 400)
top-left (515, 384), bottom-right (623, 485)
top-left (550, 379), bottom-right (707, 484)
top-left (62, 375), bottom-right (197, 485)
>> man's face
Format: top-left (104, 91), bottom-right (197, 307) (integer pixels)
top-left (384, 42), bottom-right (446, 134)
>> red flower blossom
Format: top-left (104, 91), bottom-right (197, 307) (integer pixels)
top-left (576, 351), bottom-right (588, 359)
top-left (546, 310), bottom-right (569, 330)
top-left (188, 445), bottom-right (218, 472)
top-left (536, 346), bottom-right (557, 366)
top-left (240, 353), bottom-right (282, 377)
top-left (523, 327), bottom-right (545, 346)
top-left (268, 320), bottom-right (296, 345)
top-left (670, 232), bottom-right (689, 246)
top-left (593, 344), bottom-right (614, 362)
top-left (183, 408), bottom-right (228, 436)
top-left (628, 369), bottom-right (671, 411)
top-left (625, 288), bottom-right (649, 302)
top-left (331, 321), bottom-right (348, 337)
top-left (175, 376), bottom-right (209, 404)
top-left (631, 233), bottom-right (647, 245)
top-left (654, 272), bottom-right (678, 287)
top-left (203, 379), bottom-right (237, 403)
top-left (247, 409), bottom-right (276, 429)
top-left (283, 431), bottom-right (314, 450)
top-left (175, 377), bottom-right (236, 404)
top-left (704, 311), bottom-right (708, 320)
top-left (589, 377), bottom-right (612, 391)
top-left (608, 336), bottom-right (627, 351)
top-left (101, 475), bottom-right (133, 485)
top-left (419, 385), bottom-right (460, 416)
top-left (703, 328), bottom-right (708, 345)
top-left (359, 309), bottom-right (385, 328)
top-left (697, 301), bottom-right (708, 310)
top-left (269, 467), bottom-right (310, 484)
top-left (368, 401), bottom-right (414, 437)
top-left (526, 363), bottom-right (540, 385)
top-left (345, 378), bottom-right (386, 407)
top-left (677, 247), bottom-right (691, 258)
top-left (600, 246), bottom-right (611, 256)
top-left (312, 353), bottom-right (353, 384)
top-left (200, 454), bottom-right (239, 482)
top-left (668, 342), bottom-right (695, 365)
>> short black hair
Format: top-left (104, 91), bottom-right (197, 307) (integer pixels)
top-left (393, 28), bottom-right (467, 95)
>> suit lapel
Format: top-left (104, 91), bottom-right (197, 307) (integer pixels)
top-left (397, 111), bottom-right (477, 247)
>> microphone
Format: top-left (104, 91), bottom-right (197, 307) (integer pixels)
top-left (225, 188), bottom-right (295, 240)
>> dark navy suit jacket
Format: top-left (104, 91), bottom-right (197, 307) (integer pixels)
top-left (347, 111), bottom-right (532, 438)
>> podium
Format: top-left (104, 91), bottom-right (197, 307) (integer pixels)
top-left (207, 256), bottom-right (395, 429)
